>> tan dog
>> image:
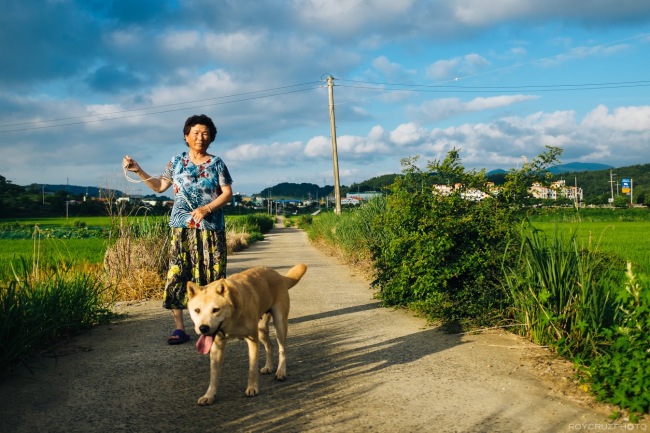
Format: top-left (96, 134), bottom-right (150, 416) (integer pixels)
top-left (187, 263), bottom-right (308, 406)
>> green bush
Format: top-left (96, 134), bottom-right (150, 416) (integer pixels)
top-left (587, 264), bottom-right (650, 417)
top-left (227, 214), bottom-right (274, 242)
top-left (369, 152), bottom-right (521, 323)
top-left (0, 265), bottom-right (114, 374)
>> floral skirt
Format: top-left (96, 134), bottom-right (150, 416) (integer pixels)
top-left (162, 228), bottom-right (227, 310)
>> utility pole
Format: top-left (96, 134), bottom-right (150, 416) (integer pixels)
top-left (609, 170), bottom-right (616, 206)
top-left (327, 75), bottom-right (342, 215)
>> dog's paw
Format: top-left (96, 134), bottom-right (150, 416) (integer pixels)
top-left (244, 386), bottom-right (259, 397)
top-left (197, 394), bottom-right (216, 406)
top-left (260, 366), bottom-right (273, 375)
top-left (275, 372), bottom-right (287, 381)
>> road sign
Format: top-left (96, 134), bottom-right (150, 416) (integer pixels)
top-left (622, 178), bottom-right (631, 194)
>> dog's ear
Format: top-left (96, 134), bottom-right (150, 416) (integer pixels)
top-left (220, 280), bottom-right (240, 310)
top-left (210, 279), bottom-right (227, 296)
top-left (187, 281), bottom-right (201, 299)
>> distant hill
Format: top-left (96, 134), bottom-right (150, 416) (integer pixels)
top-left (548, 162), bottom-right (613, 174)
top-left (26, 184), bottom-right (124, 198)
top-left (258, 182), bottom-right (334, 200)
top-left (348, 174), bottom-right (399, 193)
top-left (489, 162), bottom-right (613, 176)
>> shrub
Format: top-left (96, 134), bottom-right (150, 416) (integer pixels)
top-left (369, 152), bottom-right (521, 323)
top-left (587, 264), bottom-right (650, 418)
top-left (228, 214), bottom-right (274, 241)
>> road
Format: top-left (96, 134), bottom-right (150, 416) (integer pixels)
top-left (0, 222), bottom-right (615, 433)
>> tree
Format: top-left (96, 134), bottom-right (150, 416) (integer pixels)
top-left (499, 146), bottom-right (563, 205)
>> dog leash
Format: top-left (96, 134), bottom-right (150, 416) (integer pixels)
top-left (122, 164), bottom-right (195, 211)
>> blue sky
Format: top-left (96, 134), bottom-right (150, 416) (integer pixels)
top-left (1, 0), bottom-right (649, 196)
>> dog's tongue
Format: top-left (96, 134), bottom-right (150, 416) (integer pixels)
top-left (196, 334), bottom-right (214, 355)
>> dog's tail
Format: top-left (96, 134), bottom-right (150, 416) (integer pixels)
top-left (284, 263), bottom-right (308, 289)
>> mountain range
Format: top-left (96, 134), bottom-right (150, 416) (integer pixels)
top-left (487, 162), bottom-right (613, 176)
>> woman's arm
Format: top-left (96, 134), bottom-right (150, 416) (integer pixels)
top-left (123, 156), bottom-right (172, 193)
top-left (190, 185), bottom-right (233, 224)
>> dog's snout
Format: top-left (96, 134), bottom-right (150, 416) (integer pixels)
top-left (199, 324), bottom-right (211, 334)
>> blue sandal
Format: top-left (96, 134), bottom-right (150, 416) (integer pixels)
top-left (167, 329), bottom-right (190, 345)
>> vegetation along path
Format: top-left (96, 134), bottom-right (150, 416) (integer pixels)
top-left (0, 222), bottom-right (619, 433)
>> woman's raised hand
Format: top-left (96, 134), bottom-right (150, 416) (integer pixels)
top-left (123, 155), bottom-right (141, 173)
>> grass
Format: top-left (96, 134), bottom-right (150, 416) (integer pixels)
top-left (0, 265), bottom-right (115, 375)
top-left (502, 224), bottom-right (623, 358)
top-left (0, 216), bottom-right (145, 227)
top-left (0, 238), bottom-right (107, 263)
top-left (530, 221), bottom-right (650, 275)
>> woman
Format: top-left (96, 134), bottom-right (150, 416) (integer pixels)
top-left (123, 114), bottom-right (233, 344)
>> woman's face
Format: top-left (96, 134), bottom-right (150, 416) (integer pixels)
top-left (185, 124), bottom-right (212, 153)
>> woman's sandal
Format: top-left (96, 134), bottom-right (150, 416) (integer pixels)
top-left (167, 329), bottom-right (191, 345)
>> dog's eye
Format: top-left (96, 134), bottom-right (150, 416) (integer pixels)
top-left (212, 307), bottom-right (219, 313)
top-left (194, 308), bottom-right (200, 314)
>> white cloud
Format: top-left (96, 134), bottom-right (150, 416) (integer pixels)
top-left (389, 123), bottom-right (426, 146)
top-left (409, 94), bottom-right (539, 122)
top-left (537, 43), bottom-right (631, 67)
top-left (582, 104), bottom-right (650, 131)
top-left (226, 141), bottom-right (305, 165)
top-left (295, 104), bottom-right (650, 176)
top-left (293, 0), bottom-right (415, 36)
top-left (372, 56), bottom-right (417, 81)
top-left (160, 30), bottom-right (201, 52)
top-left (304, 136), bottom-right (331, 158)
top-left (426, 53), bottom-right (490, 80)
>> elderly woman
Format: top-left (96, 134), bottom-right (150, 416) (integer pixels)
top-left (123, 114), bottom-right (233, 344)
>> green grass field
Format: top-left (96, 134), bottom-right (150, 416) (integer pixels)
top-left (530, 220), bottom-right (650, 275)
top-left (1, 216), bottom-right (140, 228)
top-left (0, 238), bottom-right (108, 265)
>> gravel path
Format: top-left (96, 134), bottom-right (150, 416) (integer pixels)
top-left (0, 222), bottom-right (615, 433)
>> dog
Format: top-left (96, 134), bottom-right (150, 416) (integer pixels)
top-left (187, 263), bottom-right (308, 405)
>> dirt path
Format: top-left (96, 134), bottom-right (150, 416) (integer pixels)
top-left (0, 222), bottom-right (620, 432)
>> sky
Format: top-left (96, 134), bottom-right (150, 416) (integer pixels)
top-left (1, 0), bottom-right (650, 197)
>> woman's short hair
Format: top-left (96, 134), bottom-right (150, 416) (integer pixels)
top-left (183, 114), bottom-right (217, 143)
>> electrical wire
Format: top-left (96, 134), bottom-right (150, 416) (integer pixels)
top-left (0, 82), bottom-right (323, 133)
top-left (335, 79), bottom-right (650, 93)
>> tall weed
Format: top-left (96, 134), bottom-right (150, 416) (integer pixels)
top-left (103, 214), bottom-right (274, 301)
top-left (0, 264), bottom-right (114, 374)
top-left (302, 199), bottom-right (385, 269)
top-left (502, 223), bottom-right (624, 358)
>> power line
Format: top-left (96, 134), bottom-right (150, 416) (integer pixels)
top-left (335, 78), bottom-right (650, 93)
top-left (0, 82), bottom-right (322, 133)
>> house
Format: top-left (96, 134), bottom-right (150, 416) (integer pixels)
top-left (529, 180), bottom-right (583, 202)
top-left (345, 191), bottom-right (382, 202)
top-left (341, 198), bottom-right (360, 205)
